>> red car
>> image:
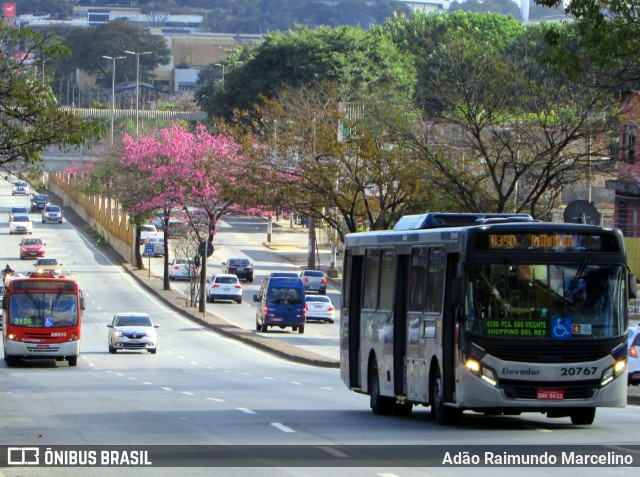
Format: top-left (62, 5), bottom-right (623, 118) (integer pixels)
top-left (19, 237), bottom-right (46, 260)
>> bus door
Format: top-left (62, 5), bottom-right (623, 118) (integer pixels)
top-left (346, 252), bottom-right (363, 389)
top-left (442, 252), bottom-right (460, 404)
top-left (393, 254), bottom-right (410, 396)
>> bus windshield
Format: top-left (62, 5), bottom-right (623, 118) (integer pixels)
top-left (9, 293), bottom-right (78, 327)
top-left (465, 263), bottom-right (626, 339)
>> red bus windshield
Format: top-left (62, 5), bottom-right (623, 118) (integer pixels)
top-left (8, 292), bottom-right (79, 327)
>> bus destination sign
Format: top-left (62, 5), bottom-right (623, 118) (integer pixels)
top-left (490, 234), bottom-right (574, 250)
top-left (11, 280), bottom-right (76, 292)
top-left (485, 233), bottom-right (607, 252)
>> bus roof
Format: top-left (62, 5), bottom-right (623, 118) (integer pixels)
top-left (393, 213), bottom-right (535, 231)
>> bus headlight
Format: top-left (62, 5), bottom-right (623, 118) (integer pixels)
top-left (465, 358), bottom-right (498, 387)
top-left (601, 360), bottom-right (626, 386)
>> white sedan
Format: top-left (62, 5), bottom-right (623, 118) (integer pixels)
top-left (304, 295), bottom-right (335, 323)
top-left (107, 312), bottom-right (159, 354)
top-left (207, 274), bottom-right (243, 304)
top-left (9, 215), bottom-right (33, 235)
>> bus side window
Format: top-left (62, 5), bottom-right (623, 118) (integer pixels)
top-left (363, 249), bottom-right (380, 310)
top-left (378, 250), bottom-right (395, 311)
top-left (408, 247), bottom-right (428, 312)
top-left (426, 248), bottom-right (445, 313)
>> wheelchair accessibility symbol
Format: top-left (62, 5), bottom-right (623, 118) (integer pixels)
top-left (551, 317), bottom-right (572, 339)
top-left (44, 317), bottom-right (54, 327)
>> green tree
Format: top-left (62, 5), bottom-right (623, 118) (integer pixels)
top-left (197, 25), bottom-right (415, 121)
top-left (54, 20), bottom-right (171, 87)
top-left (449, 0), bottom-right (521, 20)
top-left (377, 11), bottom-right (525, 113)
top-left (0, 26), bottom-right (100, 172)
top-left (536, 0), bottom-right (640, 90)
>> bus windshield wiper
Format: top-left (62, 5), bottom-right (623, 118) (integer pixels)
top-left (563, 257), bottom-right (590, 301)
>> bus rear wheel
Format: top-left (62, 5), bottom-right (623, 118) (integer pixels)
top-left (369, 357), bottom-right (393, 415)
top-left (570, 407), bottom-right (595, 425)
top-left (431, 369), bottom-right (460, 425)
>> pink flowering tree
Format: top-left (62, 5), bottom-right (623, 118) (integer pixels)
top-left (121, 123), bottom-right (263, 290)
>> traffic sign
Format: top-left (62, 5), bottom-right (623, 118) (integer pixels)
top-left (143, 244), bottom-right (155, 257)
top-left (199, 240), bottom-right (214, 257)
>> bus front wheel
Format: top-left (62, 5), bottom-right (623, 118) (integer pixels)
top-left (67, 356), bottom-right (78, 367)
top-left (431, 369), bottom-right (460, 425)
top-left (570, 407), bottom-right (595, 425)
top-left (369, 357), bottom-right (393, 415)
top-left (4, 356), bottom-right (18, 367)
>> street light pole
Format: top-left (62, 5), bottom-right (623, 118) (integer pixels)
top-left (102, 55), bottom-right (125, 146)
top-left (125, 50), bottom-right (151, 138)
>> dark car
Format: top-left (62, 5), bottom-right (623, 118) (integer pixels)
top-left (253, 277), bottom-right (306, 333)
top-left (223, 258), bottom-right (254, 282)
top-left (30, 194), bottom-right (50, 212)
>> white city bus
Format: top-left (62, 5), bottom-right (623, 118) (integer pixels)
top-left (340, 213), bottom-right (636, 425)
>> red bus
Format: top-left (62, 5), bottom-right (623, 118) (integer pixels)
top-left (2, 272), bottom-right (84, 367)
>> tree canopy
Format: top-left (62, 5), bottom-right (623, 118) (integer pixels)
top-left (197, 25), bottom-right (416, 120)
top-left (53, 20), bottom-right (171, 87)
top-left (0, 26), bottom-right (100, 173)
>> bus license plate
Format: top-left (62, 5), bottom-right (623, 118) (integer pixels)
top-left (536, 389), bottom-right (564, 400)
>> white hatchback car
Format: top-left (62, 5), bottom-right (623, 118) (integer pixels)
top-left (629, 325), bottom-right (640, 385)
top-left (169, 258), bottom-right (196, 280)
top-left (207, 274), bottom-right (243, 304)
top-left (12, 181), bottom-right (30, 196)
top-left (304, 295), bottom-right (335, 323)
top-left (9, 214), bottom-right (33, 235)
top-left (107, 312), bottom-right (159, 354)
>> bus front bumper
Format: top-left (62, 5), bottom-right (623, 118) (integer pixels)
top-left (5, 340), bottom-right (80, 359)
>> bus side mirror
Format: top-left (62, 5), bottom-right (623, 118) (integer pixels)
top-left (629, 274), bottom-right (638, 299)
top-left (80, 292), bottom-right (85, 310)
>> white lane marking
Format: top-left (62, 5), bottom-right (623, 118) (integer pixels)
top-left (289, 381), bottom-right (302, 385)
top-left (190, 361), bottom-right (199, 365)
top-left (128, 377), bottom-right (137, 380)
top-left (161, 387), bottom-right (173, 391)
top-left (320, 387), bottom-right (333, 390)
top-left (181, 391), bottom-right (194, 396)
top-left (271, 422), bottom-right (296, 433)
top-left (115, 373), bottom-right (124, 376)
top-left (142, 382), bottom-right (153, 385)
top-left (206, 398), bottom-right (225, 402)
top-left (264, 376), bottom-right (276, 380)
top-left (319, 446), bottom-right (349, 458)
top-left (242, 372), bottom-right (252, 376)
top-left (237, 408), bottom-right (256, 414)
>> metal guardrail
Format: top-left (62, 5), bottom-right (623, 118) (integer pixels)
top-left (58, 107), bottom-right (208, 121)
